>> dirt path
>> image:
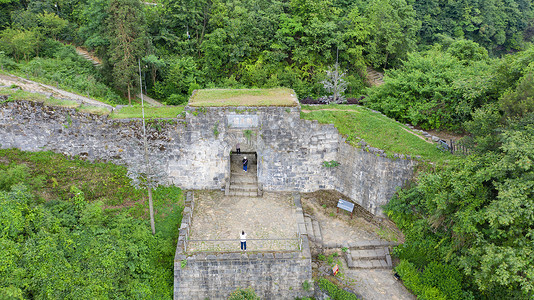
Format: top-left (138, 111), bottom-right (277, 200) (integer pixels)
top-left (301, 108), bottom-right (362, 113)
top-left (402, 127), bottom-right (433, 144)
top-left (0, 73), bottom-right (112, 110)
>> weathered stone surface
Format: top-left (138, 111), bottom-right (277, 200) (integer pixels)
top-left (1, 101), bottom-right (416, 217)
top-left (174, 252), bottom-right (313, 300)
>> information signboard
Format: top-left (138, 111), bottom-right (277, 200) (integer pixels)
top-left (337, 199), bottom-right (355, 218)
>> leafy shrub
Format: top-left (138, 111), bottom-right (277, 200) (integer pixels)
top-left (227, 287), bottom-right (260, 300)
top-left (395, 260), bottom-right (469, 300)
top-left (318, 278), bottom-right (359, 300)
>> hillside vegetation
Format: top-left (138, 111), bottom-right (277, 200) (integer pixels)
top-left (1, 0), bottom-right (534, 299)
top-left (0, 149), bottom-right (183, 299)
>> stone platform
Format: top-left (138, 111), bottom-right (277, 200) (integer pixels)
top-left (174, 191), bottom-right (313, 299)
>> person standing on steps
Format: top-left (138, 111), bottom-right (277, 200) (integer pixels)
top-left (243, 156), bottom-right (248, 172)
top-left (240, 230), bottom-right (247, 251)
top-left (236, 143), bottom-right (241, 154)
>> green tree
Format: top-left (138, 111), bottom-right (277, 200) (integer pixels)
top-left (364, 0), bottom-right (421, 69)
top-left (0, 27), bottom-right (41, 61)
top-left (365, 46), bottom-right (495, 130)
top-left (38, 11), bottom-right (68, 40)
top-left (387, 115), bottom-right (534, 298)
top-left (107, 0), bottom-right (148, 104)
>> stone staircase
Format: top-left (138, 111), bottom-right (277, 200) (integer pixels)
top-left (366, 66), bottom-right (384, 86)
top-left (75, 48), bottom-right (101, 67)
top-left (344, 240), bottom-right (396, 269)
top-left (304, 213), bottom-right (323, 244)
top-left (227, 154), bottom-right (259, 197)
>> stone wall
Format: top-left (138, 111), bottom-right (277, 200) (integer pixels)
top-left (335, 142), bottom-right (417, 216)
top-left (174, 251), bottom-right (313, 300)
top-left (0, 100), bottom-right (179, 186)
top-left (0, 100), bottom-right (416, 217)
top-left (174, 192), bottom-right (313, 300)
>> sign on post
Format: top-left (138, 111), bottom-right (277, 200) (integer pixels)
top-left (337, 199), bottom-right (355, 219)
top-left (332, 264), bottom-right (339, 276)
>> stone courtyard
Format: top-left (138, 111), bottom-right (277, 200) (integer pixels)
top-left (187, 190), bottom-right (300, 252)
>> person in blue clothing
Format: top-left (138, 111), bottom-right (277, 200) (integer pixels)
top-left (240, 230), bottom-right (247, 251)
top-left (242, 156), bottom-right (248, 172)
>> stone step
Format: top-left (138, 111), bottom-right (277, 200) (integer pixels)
top-left (304, 216), bottom-right (314, 238)
top-left (312, 220), bottom-right (323, 243)
top-left (347, 240), bottom-right (399, 250)
top-left (228, 190), bottom-right (258, 197)
top-left (228, 184), bottom-right (257, 192)
top-left (230, 176), bottom-right (257, 184)
top-left (351, 259), bottom-right (390, 269)
top-left (351, 247), bottom-right (388, 260)
top-left (230, 168), bottom-right (258, 173)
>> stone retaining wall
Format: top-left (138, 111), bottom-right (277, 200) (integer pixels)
top-left (0, 100), bottom-right (416, 217)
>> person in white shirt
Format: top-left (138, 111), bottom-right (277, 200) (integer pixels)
top-left (240, 230), bottom-right (247, 251)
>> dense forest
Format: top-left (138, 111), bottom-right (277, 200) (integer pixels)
top-left (0, 0), bottom-right (533, 107)
top-left (1, 0), bottom-right (534, 299)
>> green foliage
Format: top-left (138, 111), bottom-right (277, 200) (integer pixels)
top-left (213, 121), bottom-right (220, 138)
top-left (395, 260), bottom-right (468, 300)
top-left (227, 287), bottom-right (261, 300)
top-left (322, 160), bottom-right (340, 168)
top-left (363, 0), bottom-right (421, 69)
top-left (0, 150), bottom-right (184, 299)
top-left (302, 280), bottom-right (311, 291)
top-left (318, 278), bottom-right (359, 300)
top-left (386, 115), bottom-right (534, 298)
top-left (364, 45), bottom-right (496, 130)
top-left (413, 0), bottom-right (532, 53)
top-left (0, 28), bottom-right (41, 62)
top-left (243, 129), bottom-right (253, 141)
top-left (107, 0), bottom-right (148, 103)
top-left (110, 105), bottom-right (185, 119)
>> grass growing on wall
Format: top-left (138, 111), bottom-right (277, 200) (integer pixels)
top-left (300, 104), bottom-right (454, 163)
top-left (110, 105), bottom-right (185, 119)
top-left (189, 88), bottom-right (298, 107)
top-left (0, 87), bottom-right (79, 107)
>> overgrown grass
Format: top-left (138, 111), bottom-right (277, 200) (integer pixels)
top-left (189, 88), bottom-right (298, 107)
top-left (0, 87), bottom-right (78, 107)
top-left (0, 149), bottom-right (181, 211)
top-left (300, 104), bottom-right (454, 163)
top-left (111, 105), bottom-right (185, 119)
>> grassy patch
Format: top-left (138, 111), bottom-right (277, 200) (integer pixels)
top-left (110, 105), bottom-right (185, 119)
top-left (189, 88), bottom-right (298, 107)
top-left (0, 88), bottom-right (78, 107)
top-left (300, 104), bottom-right (454, 163)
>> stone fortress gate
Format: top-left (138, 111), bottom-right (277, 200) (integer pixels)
top-left (0, 88), bottom-right (417, 299)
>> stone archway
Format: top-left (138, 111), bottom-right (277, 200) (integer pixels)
top-left (227, 152), bottom-right (259, 197)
